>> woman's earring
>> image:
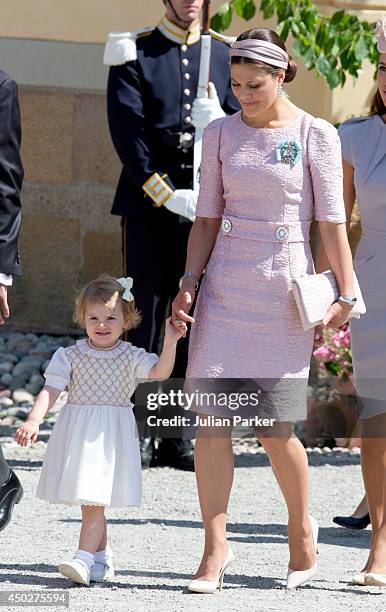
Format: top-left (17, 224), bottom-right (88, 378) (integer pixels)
top-left (277, 83), bottom-right (284, 97)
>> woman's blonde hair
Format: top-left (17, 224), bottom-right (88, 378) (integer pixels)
top-left (74, 274), bottom-right (141, 330)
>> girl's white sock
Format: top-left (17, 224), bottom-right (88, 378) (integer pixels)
top-left (74, 549), bottom-right (95, 571)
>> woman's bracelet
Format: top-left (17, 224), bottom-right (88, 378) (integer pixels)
top-left (179, 272), bottom-right (199, 291)
top-left (337, 295), bottom-right (357, 308)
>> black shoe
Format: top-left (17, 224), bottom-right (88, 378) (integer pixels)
top-left (333, 513), bottom-right (370, 530)
top-left (156, 439), bottom-right (195, 471)
top-left (0, 470), bottom-right (23, 532)
top-left (140, 438), bottom-right (156, 469)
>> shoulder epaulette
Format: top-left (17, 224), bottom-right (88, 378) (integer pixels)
top-left (209, 29), bottom-right (236, 45)
top-left (103, 27), bottom-right (154, 66)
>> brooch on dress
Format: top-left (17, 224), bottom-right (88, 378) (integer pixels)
top-left (276, 139), bottom-right (301, 166)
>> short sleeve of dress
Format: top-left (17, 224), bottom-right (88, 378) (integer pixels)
top-left (308, 118), bottom-right (346, 223)
top-left (44, 347), bottom-right (71, 390)
top-left (195, 117), bottom-right (226, 218)
top-left (131, 346), bottom-right (159, 381)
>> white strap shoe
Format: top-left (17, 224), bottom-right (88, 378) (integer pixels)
top-left (286, 515), bottom-right (319, 589)
top-left (58, 559), bottom-right (90, 585)
top-left (188, 545), bottom-right (235, 594)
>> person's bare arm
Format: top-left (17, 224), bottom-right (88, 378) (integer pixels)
top-left (171, 216), bottom-right (221, 324)
top-left (316, 160), bottom-right (356, 273)
top-left (15, 386), bottom-right (62, 446)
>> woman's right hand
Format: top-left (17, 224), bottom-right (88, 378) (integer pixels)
top-left (15, 419), bottom-right (39, 447)
top-left (322, 301), bottom-right (352, 328)
top-left (172, 280), bottom-right (196, 332)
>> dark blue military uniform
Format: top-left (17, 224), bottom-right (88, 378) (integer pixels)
top-left (105, 17), bottom-right (239, 375)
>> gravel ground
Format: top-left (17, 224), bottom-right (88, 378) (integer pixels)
top-left (1, 439), bottom-right (384, 612)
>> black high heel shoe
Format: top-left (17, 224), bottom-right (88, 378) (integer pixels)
top-left (333, 513), bottom-right (370, 530)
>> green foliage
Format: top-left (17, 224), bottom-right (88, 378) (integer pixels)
top-left (211, 0), bottom-right (379, 89)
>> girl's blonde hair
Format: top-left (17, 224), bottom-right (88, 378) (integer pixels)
top-left (74, 274), bottom-right (141, 330)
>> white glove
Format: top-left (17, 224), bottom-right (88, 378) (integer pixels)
top-left (191, 82), bottom-right (226, 130)
top-left (163, 189), bottom-right (197, 222)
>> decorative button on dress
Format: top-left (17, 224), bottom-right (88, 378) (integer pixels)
top-left (186, 111), bottom-right (346, 420)
top-left (36, 339), bottom-right (158, 507)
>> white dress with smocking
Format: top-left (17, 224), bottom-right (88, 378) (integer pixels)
top-left (36, 339), bottom-right (158, 507)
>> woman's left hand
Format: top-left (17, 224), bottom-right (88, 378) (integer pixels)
top-left (322, 301), bottom-right (352, 328)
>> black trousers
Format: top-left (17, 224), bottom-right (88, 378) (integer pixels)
top-left (0, 443), bottom-right (11, 485)
top-left (122, 216), bottom-right (192, 438)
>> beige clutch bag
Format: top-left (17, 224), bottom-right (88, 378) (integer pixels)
top-left (291, 270), bottom-right (366, 330)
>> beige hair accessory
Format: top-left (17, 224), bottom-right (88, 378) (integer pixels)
top-left (374, 16), bottom-right (386, 53)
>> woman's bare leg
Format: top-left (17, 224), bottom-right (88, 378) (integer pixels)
top-left (351, 494), bottom-right (368, 518)
top-left (258, 425), bottom-right (315, 571)
top-left (360, 414), bottom-right (386, 573)
top-left (193, 418), bottom-right (234, 580)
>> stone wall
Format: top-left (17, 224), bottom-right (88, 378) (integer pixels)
top-left (10, 87), bottom-right (122, 334)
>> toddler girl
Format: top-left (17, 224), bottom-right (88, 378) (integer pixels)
top-left (15, 275), bottom-right (185, 585)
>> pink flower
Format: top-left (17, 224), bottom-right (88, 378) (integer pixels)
top-left (331, 328), bottom-right (351, 348)
top-left (313, 346), bottom-right (335, 361)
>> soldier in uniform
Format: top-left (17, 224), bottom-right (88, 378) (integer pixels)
top-left (104, 0), bottom-right (239, 470)
top-left (0, 70), bottom-right (24, 530)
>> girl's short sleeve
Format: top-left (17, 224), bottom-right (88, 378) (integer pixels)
top-left (308, 118), bottom-right (346, 224)
top-left (195, 117), bottom-right (226, 218)
top-left (131, 346), bottom-right (159, 381)
top-left (44, 347), bottom-right (71, 390)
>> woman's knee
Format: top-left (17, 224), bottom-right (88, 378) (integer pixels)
top-left (256, 421), bottom-right (293, 450)
top-left (196, 416), bottom-right (233, 441)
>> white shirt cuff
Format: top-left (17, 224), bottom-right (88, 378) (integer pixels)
top-left (0, 273), bottom-right (13, 286)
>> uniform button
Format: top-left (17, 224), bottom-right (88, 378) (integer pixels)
top-left (184, 88), bottom-right (191, 96)
top-left (184, 116), bottom-right (192, 124)
top-left (182, 148), bottom-right (188, 153)
top-left (182, 58), bottom-right (189, 66)
top-left (183, 103), bottom-right (191, 110)
top-left (184, 73), bottom-right (191, 80)
top-left (181, 44), bottom-right (187, 52)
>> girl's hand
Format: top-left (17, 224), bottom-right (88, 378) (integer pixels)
top-left (171, 280), bottom-right (196, 331)
top-left (15, 420), bottom-right (40, 447)
top-left (164, 316), bottom-right (187, 343)
top-left (322, 301), bottom-right (352, 328)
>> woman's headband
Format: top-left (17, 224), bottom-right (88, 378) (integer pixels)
top-left (230, 39), bottom-right (289, 70)
top-left (374, 16), bottom-right (386, 53)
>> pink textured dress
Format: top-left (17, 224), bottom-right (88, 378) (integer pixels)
top-left (186, 111), bottom-right (346, 420)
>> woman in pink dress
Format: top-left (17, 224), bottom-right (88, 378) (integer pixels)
top-left (172, 28), bottom-right (356, 592)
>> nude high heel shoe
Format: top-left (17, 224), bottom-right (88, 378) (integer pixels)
top-left (352, 571), bottom-right (367, 586)
top-left (286, 515), bottom-right (319, 590)
top-left (364, 572), bottom-right (386, 587)
top-left (188, 545), bottom-right (235, 594)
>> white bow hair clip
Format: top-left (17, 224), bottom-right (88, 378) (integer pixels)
top-left (117, 277), bottom-right (134, 302)
top-left (374, 16), bottom-right (386, 53)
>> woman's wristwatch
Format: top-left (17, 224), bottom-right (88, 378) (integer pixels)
top-left (179, 272), bottom-right (199, 290)
top-left (337, 295), bottom-right (357, 308)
